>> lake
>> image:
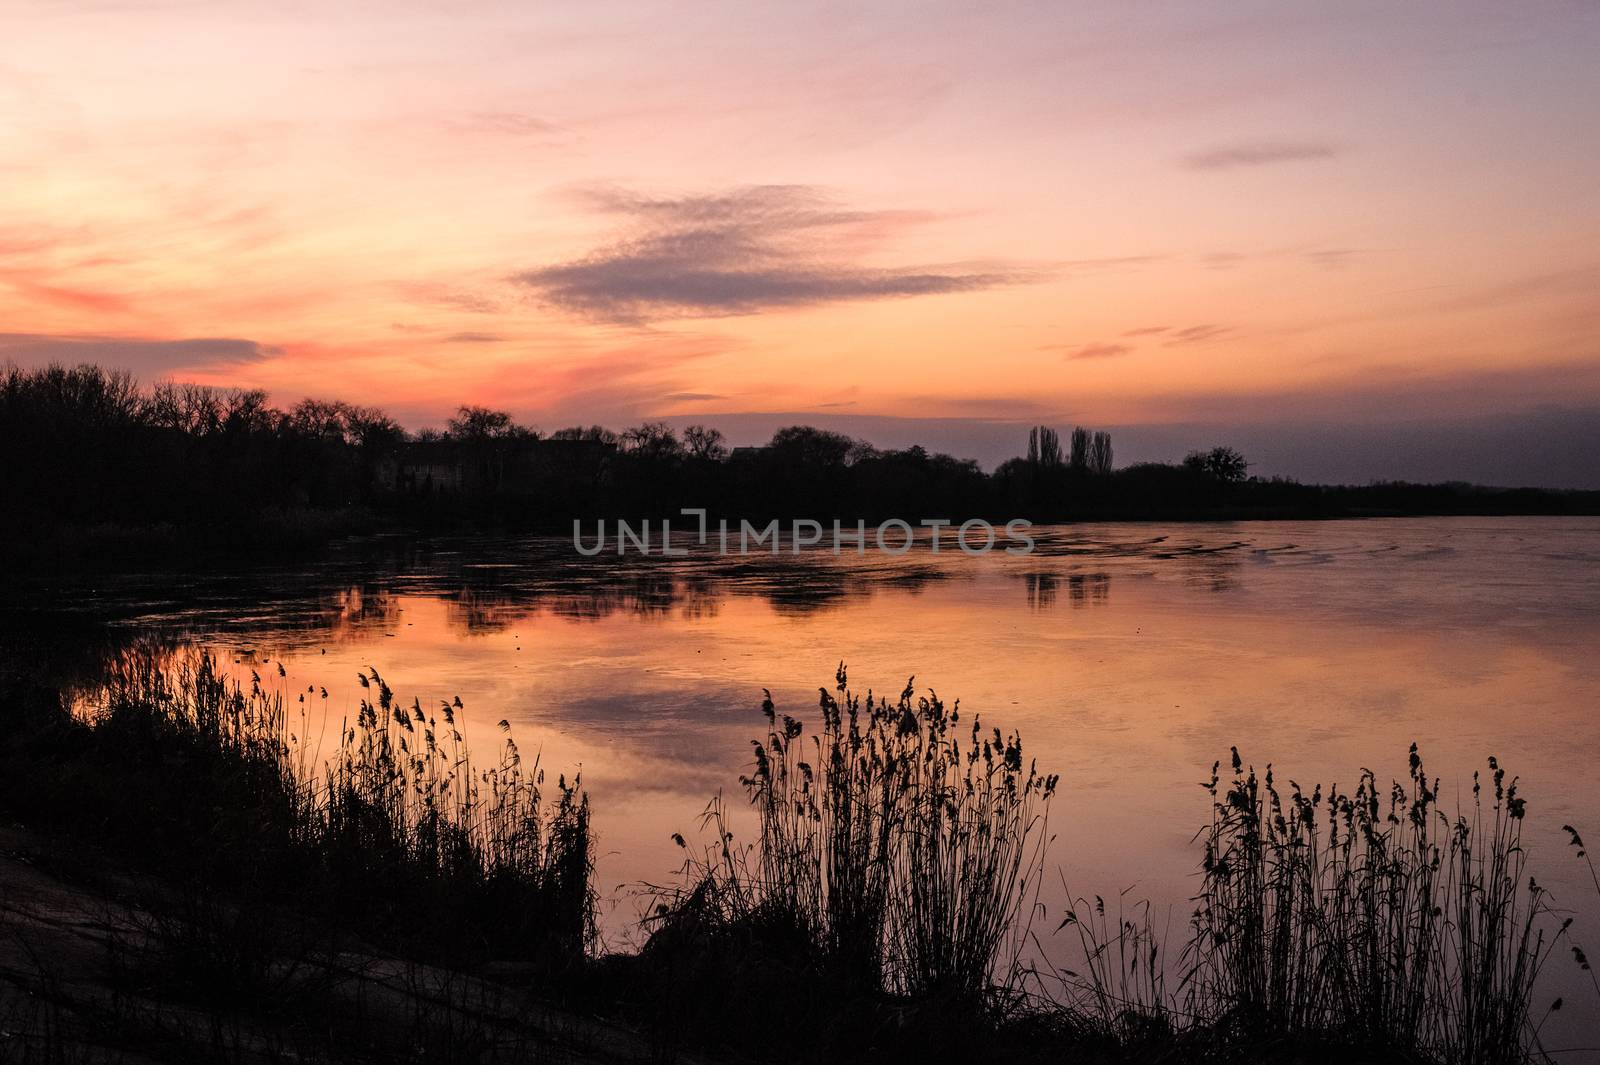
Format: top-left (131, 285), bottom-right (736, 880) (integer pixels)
top-left (42, 515), bottom-right (1600, 1039)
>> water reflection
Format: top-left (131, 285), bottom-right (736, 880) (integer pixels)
top-left (11, 517), bottom-right (1600, 1046)
top-left (1022, 571), bottom-right (1112, 611)
top-left (1024, 572), bottom-right (1056, 611)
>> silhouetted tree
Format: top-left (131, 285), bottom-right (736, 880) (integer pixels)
top-left (619, 422), bottom-right (682, 460)
top-left (1069, 426), bottom-right (1091, 471)
top-left (1090, 430), bottom-right (1113, 476)
top-left (0, 363), bottom-right (403, 524)
top-left (144, 381), bottom-right (222, 436)
top-left (682, 424), bottom-right (728, 461)
top-left (1027, 426), bottom-right (1061, 467)
top-left (447, 406), bottom-right (520, 441)
top-left (766, 426), bottom-right (869, 468)
top-left (1184, 446), bottom-right (1249, 484)
top-left (444, 406), bottom-right (535, 492)
top-left (290, 399), bottom-right (400, 448)
top-left (220, 389), bottom-right (276, 435)
top-left (550, 425), bottom-right (618, 445)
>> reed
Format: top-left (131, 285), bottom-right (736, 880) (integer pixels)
top-left (1560, 825), bottom-right (1600, 1025)
top-left (1052, 888), bottom-right (1177, 1047)
top-left (1054, 745), bottom-right (1564, 1063)
top-left (650, 664), bottom-right (1056, 1012)
top-left (85, 646), bottom-right (595, 970)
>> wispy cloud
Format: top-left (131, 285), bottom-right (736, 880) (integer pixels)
top-left (1065, 342), bottom-right (1131, 360)
top-left (0, 332), bottom-right (279, 376)
top-left (396, 283), bottom-right (506, 315)
top-left (1165, 324), bottom-right (1232, 345)
top-left (1304, 248), bottom-right (1358, 270)
top-left (511, 185), bottom-right (1032, 324)
top-left (1183, 139), bottom-right (1340, 170)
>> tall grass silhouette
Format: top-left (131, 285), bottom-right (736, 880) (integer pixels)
top-left (740, 664), bottom-right (1056, 999)
top-left (90, 646), bottom-right (595, 967)
top-left (633, 665), bottom-right (1056, 1060)
top-left (1054, 744), bottom-right (1564, 1063)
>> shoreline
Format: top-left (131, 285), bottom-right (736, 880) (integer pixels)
top-left (3, 504), bottom-right (1597, 578)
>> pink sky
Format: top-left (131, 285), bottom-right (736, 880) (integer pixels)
top-left (3, 0), bottom-right (1598, 482)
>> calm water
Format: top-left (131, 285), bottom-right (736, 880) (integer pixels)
top-left (48, 516), bottom-right (1600, 1037)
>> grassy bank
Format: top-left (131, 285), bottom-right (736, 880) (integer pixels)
top-left (0, 646), bottom-right (600, 1063)
top-left (0, 651), bottom-right (1588, 1063)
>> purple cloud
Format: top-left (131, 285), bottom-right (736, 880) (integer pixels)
top-left (1184, 139), bottom-right (1340, 170)
top-left (512, 185), bottom-right (1031, 323)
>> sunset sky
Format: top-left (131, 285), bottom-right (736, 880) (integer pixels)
top-left (3, 0), bottom-right (1598, 484)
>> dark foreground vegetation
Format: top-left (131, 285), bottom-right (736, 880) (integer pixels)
top-left (4, 363), bottom-right (1595, 567)
top-left (0, 642), bottom-right (1593, 1064)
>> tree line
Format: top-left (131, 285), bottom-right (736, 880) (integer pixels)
top-left (2, 363), bottom-right (1590, 559)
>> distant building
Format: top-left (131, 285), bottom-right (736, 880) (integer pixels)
top-left (374, 441), bottom-right (468, 495)
top-left (375, 437), bottom-right (615, 496)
